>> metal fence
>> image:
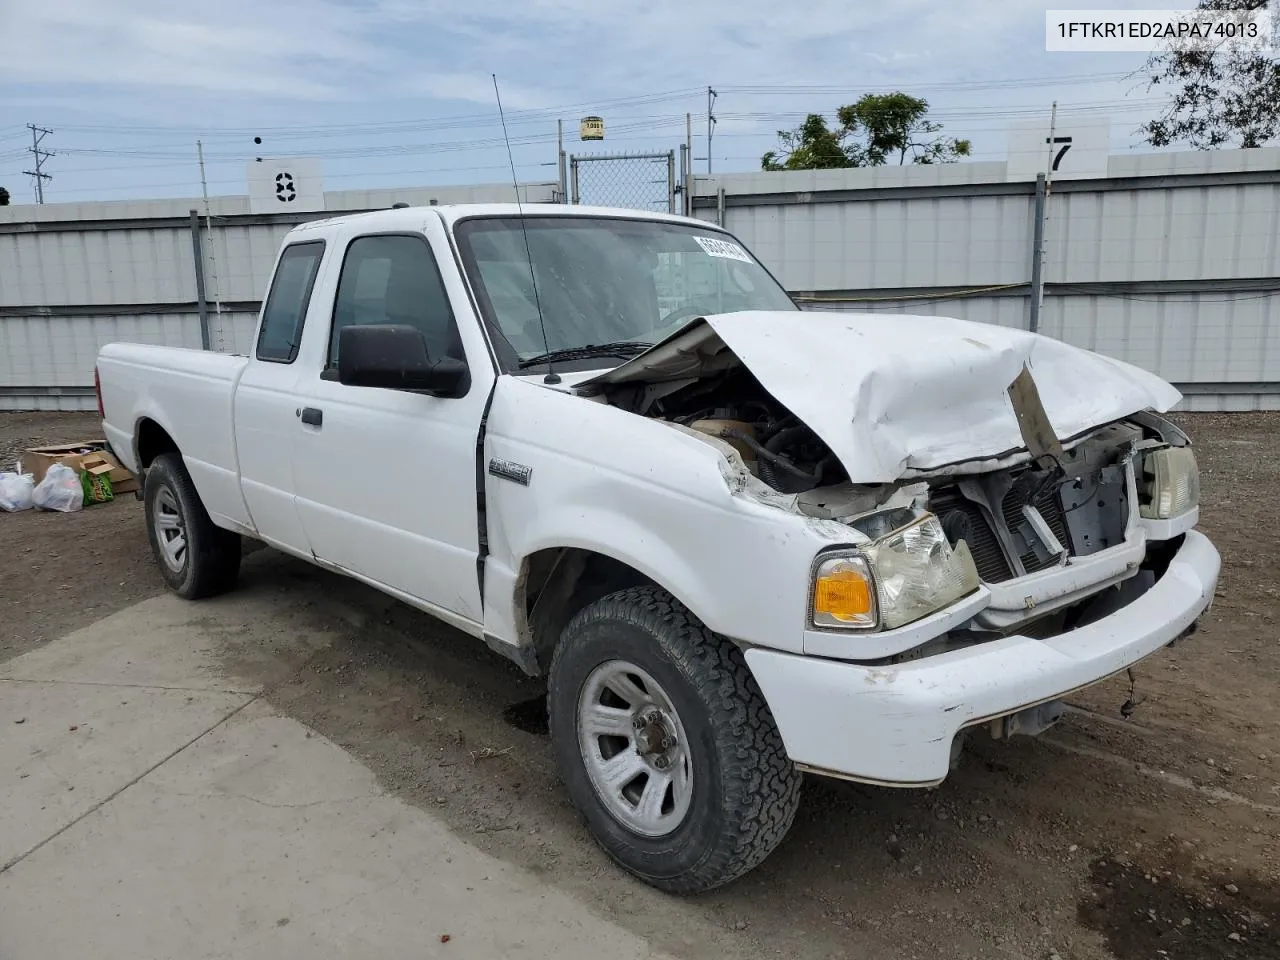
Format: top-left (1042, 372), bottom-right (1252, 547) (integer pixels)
top-left (570, 152), bottom-right (676, 213)
top-left (4, 149), bottom-right (1280, 411)
top-left (690, 148), bottom-right (1280, 412)
top-left (0, 181), bottom-right (558, 410)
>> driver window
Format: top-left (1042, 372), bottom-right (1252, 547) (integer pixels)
top-left (328, 234), bottom-right (465, 368)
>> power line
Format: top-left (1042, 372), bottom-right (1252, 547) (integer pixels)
top-left (22, 124), bottom-right (54, 204)
top-left (47, 88), bottom-right (706, 138)
top-left (715, 72), bottom-right (1137, 95)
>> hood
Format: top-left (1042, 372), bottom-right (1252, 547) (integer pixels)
top-left (579, 310), bottom-right (1180, 483)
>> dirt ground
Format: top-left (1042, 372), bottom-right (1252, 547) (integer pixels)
top-left (3, 409), bottom-right (1278, 960)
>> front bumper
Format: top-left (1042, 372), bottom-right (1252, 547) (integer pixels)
top-left (746, 529), bottom-right (1220, 787)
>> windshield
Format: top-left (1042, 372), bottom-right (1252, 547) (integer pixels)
top-left (454, 215), bottom-right (797, 371)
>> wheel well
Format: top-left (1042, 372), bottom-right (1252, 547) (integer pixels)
top-left (136, 418), bottom-right (179, 468)
top-left (521, 548), bottom-right (659, 674)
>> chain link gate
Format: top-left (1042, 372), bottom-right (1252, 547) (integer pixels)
top-left (568, 151), bottom-right (677, 213)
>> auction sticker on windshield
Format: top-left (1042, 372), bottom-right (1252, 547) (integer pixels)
top-left (693, 236), bottom-right (754, 263)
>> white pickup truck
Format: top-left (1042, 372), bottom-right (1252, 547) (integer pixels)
top-left (97, 204), bottom-right (1220, 892)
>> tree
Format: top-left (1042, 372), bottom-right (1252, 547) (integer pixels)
top-left (0, 187), bottom-right (9, 206)
top-left (762, 92), bottom-right (971, 171)
top-left (1141, 0), bottom-right (1280, 149)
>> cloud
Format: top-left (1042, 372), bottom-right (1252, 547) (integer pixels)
top-left (0, 0), bottom-right (385, 99)
top-left (407, 72), bottom-right (550, 111)
top-left (0, 0), bottom-right (1166, 201)
top-left (3, 0), bottom-right (1046, 105)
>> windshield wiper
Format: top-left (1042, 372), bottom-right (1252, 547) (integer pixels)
top-left (518, 341), bottom-right (653, 369)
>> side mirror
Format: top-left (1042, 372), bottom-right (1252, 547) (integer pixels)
top-left (337, 324), bottom-right (470, 398)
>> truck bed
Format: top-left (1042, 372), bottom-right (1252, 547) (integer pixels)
top-left (98, 343), bottom-right (251, 531)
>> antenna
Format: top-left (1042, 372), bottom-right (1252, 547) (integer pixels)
top-left (493, 74), bottom-right (558, 385)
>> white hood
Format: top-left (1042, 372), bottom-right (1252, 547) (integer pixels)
top-left (580, 310), bottom-right (1181, 483)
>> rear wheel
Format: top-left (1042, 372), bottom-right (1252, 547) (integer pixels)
top-left (144, 452), bottom-right (241, 599)
top-left (548, 585), bottom-right (801, 893)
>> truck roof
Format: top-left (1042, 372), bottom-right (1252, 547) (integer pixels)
top-left (287, 203), bottom-right (718, 238)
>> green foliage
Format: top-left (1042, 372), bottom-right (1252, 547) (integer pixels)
top-left (0, 186), bottom-right (9, 206)
top-left (762, 92), bottom-right (971, 171)
top-left (1142, 0), bottom-right (1280, 149)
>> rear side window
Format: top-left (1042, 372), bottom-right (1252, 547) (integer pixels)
top-left (256, 241), bottom-right (325, 363)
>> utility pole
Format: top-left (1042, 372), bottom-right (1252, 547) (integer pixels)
top-left (1030, 101), bottom-right (1059, 334)
top-left (706, 87), bottom-right (717, 175)
top-left (196, 140), bottom-right (225, 351)
top-left (685, 112), bottom-right (693, 216)
top-left (23, 124), bottom-right (54, 204)
top-left (557, 119), bottom-right (568, 204)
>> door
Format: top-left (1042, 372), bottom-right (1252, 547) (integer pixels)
top-left (234, 239), bottom-right (327, 555)
top-left (292, 230), bottom-right (491, 624)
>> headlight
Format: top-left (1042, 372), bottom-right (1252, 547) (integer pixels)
top-left (811, 514), bottom-right (980, 631)
top-left (1139, 446), bottom-right (1199, 519)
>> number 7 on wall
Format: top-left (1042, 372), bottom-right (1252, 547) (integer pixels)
top-left (1045, 136), bottom-right (1073, 172)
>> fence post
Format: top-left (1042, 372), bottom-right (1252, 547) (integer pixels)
top-left (570, 157), bottom-right (580, 205)
top-left (716, 187), bottom-right (726, 227)
top-left (189, 209), bottom-right (211, 350)
top-left (679, 144), bottom-right (689, 216)
top-left (1028, 173), bottom-right (1047, 334)
top-left (666, 151), bottom-right (676, 214)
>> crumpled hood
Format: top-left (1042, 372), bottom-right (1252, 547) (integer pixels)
top-left (579, 310), bottom-right (1181, 483)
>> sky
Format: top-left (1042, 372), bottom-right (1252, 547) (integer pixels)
top-left (0, 0), bottom-right (1189, 206)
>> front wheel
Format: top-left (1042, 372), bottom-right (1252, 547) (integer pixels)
top-left (548, 586), bottom-right (801, 893)
top-left (144, 452), bottom-right (241, 600)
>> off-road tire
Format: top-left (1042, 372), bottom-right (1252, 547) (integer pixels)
top-left (144, 452), bottom-right (241, 600)
top-left (548, 585), bottom-right (802, 893)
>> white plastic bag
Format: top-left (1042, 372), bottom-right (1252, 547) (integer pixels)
top-left (0, 472), bottom-right (35, 512)
top-left (32, 462), bottom-right (83, 513)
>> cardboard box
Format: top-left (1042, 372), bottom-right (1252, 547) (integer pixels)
top-left (23, 441), bottom-right (101, 484)
top-left (80, 456), bottom-right (115, 504)
top-left (23, 441), bottom-right (138, 494)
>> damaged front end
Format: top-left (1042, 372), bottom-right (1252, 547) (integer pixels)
top-left (578, 311), bottom-right (1201, 655)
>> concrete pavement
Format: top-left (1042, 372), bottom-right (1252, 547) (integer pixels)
top-left (0, 595), bottom-right (672, 960)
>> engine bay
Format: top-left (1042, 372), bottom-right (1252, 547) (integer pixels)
top-left (635, 367), bottom-right (852, 495)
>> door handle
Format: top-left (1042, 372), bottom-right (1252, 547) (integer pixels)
top-left (300, 407), bottom-right (323, 427)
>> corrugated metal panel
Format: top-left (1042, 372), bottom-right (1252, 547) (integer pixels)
top-left (0, 194), bottom-right (251, 223)
top-left (1044, 181), bottom-right (1280, 284)
top-left (803, 296), bottom-right (1030, 330)
top-left (708, 161), bottom-right (1012, 197)
top-left (205, 222), bottom-right (297, 302)
top-left (215, 310), bottom-right (262, 356)
top-left (0, 394), bottom-right (97, 413)
top-left (1042, 290), bottom-right (1280, 384)
top-left (325, 181), bottom-right (556, 209)
top-left (1108, 147), bottom-right (1280, 177)
top-left (0, 226), bottom-right (195, 306)
top-left (1179, 393), bottom-right (1280, 412)
top-left (0, 313), bottom-right (204, 386)
top-left (805, 290), bottom-right (1280, 389)
top-left (727, 193), bottom-right (1033, 290)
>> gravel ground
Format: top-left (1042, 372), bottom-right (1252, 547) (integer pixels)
top-left (2, 409), bottom-right (1278, 960)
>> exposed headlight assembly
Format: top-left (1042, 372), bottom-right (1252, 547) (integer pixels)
top-left (1139, 446), bottom-right (1199, 519)
top-left (811, 514), bottom-right (980, 631)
